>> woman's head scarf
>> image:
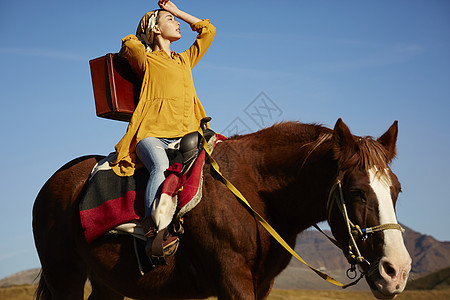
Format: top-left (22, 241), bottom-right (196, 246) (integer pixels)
top-left (136, 10), bottom-right (161, 51)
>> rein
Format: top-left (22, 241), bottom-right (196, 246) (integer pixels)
top-left (198, 130), bottom-right (364, 288)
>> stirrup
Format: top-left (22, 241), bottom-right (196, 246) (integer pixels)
top-left (152, 229), bottom-right (180, 257)
top-left (146, 227), bottom-right (180, 265)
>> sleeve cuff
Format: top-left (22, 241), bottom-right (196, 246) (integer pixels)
top-left (122, 34), bottom-right (138, 43)
top-left (190, 19), bottom-right (211, 32)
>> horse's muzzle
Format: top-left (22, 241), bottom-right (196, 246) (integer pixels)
top-left (366, 256), bottom-right (411, 299)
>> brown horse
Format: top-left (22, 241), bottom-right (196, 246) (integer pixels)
top-left (33, 119), bottom-right (411, 300)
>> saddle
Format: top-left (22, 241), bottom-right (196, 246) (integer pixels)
top-left (79, 117), bottom-right (223, 270)
top-left (166, 117), bottom-right (215, 174)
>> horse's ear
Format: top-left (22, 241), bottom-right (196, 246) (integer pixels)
top-left (332, 118), bottom-right (357, 161)
top-left (377, 120), bottom-right (398, 161)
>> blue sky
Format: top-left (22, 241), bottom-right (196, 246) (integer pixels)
top-left (0, 0), bottom-right (449, 279)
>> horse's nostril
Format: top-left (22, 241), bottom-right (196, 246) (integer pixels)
top-left (383, 262), bottom-right (396, 278)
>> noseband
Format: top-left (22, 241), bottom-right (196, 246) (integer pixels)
top-left (321, 173), bottom-right (404, 279)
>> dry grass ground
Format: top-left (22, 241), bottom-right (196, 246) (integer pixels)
top-left (268, 288), bottom-right (450, 299)
top-left (1, 285), bottom-right (449, 300)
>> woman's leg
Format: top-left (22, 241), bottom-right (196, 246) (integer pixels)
top-left (136, 137), bottom-right (181, 261)
top-left (136, 137), bottom-right (178, 217)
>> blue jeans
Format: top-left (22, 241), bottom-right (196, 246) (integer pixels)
top-left (136, 137), bottom-right (180, 217)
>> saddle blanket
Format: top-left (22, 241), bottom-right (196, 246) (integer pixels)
top-left (79, 134), bottom-right (225, 243)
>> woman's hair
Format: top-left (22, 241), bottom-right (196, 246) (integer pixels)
top-left (136, 9), bottom-right (162, 51)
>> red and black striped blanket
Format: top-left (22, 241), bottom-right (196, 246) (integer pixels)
top-left (79, 135), bottom-right (225, 243)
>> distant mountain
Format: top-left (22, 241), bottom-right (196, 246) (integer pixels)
top-left (402, 225), bottom-right (450, 277)
top-left (0, 268), bottom-right (40, 288)
top-left (1, 225), bottom-right (449, 290)
top-left (407, 267), bottom-right (450, 290)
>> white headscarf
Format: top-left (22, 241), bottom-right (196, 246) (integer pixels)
top-left (136, 10), bottom-right (160, 51)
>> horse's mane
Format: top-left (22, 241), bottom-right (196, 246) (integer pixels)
top-left (228, 121), bottom-right (329, 143)
top-left (229, 121), bottom-right (392, 176)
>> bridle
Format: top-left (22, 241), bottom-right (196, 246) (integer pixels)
top-left (316, 172), bottom-right (404, 282)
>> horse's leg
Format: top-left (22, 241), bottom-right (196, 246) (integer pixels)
top-left (34, 198), bottom-right (90, 299)
top-left (39, 261), bottom-right (88, 299)
top-left (217, 259), bottom-right (274, 300)
top-left (34, 204), bottom-right (89, 299)
top-left (191, 178), bottom-right (261, 300)
top-left (33, 156), bottom-right (102, 299)
top-left (88, 274), bottom-right (124, 300)
top-left (257, 280), bottom-right (274, 300)
top-left (217, 257), bottom-right (256, 300)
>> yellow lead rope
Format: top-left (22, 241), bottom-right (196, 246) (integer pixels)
top-left (200, 131), bottom-right (354, 288)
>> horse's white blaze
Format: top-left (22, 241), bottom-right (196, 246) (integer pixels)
top-left (368, 168), bottom-right (411, 296)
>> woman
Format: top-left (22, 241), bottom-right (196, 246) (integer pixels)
top-left (110, 0), bottom-right (215, 260)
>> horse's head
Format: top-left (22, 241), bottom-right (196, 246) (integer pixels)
top-left (328, 119), bottom-right (411, 299)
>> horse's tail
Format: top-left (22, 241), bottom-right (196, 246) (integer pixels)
top-left (35, 269), bottom-right (51, 300)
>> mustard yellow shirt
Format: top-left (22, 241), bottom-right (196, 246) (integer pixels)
top-left (111, 19), bottom-right (216, 176)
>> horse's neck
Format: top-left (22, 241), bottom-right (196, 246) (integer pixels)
top-left (234, 125), bottom-right (337, 233)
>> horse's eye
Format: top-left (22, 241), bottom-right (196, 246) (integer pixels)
top-left (350, 190), bottom-right (366, 202)
top-left (350, 190), bottom-right (360, 198)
